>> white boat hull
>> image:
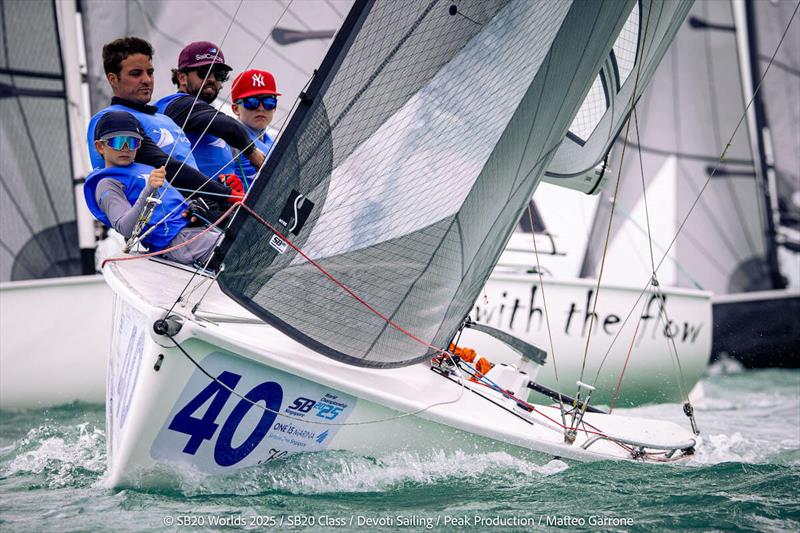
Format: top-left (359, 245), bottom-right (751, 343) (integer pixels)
top-left (461, 271), bottom-right (712, 406)
top-left (103, 259), bottom-right (698, 487)
top-left (0, 275), bottom-right (111, 408)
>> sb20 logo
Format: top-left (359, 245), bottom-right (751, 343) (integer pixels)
top-left (287, 397), bottom-right (343, 420)
top-left (167, 371), bottom-right (283, 467)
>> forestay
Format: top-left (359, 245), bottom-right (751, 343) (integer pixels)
top-left (219, 0), bottom-right (685, 367)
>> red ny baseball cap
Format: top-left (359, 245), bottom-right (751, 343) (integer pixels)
top-left (178, 41), bottom-right (231, 70)
top-left (231, 69), bottom-right (281, 101)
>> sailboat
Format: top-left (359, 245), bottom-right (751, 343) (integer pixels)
top-left (0, 0), bottom-right (110, 408)
top-left (580, 0), bottom-right (800, 368)
top-left (100, 0), bottom-right (700, 486)
top-left (461, 179), bottom-right (712, 407)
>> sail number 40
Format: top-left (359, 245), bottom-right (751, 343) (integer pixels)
top-left (167, 371), bottom-right (283, 466)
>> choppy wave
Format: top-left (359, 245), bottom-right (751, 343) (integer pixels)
top-left (0, 371), bottom-right (798, 531)
top-left (172, 451), bottom-right (570, 497)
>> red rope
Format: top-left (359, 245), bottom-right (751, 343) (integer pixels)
top-left (101, 202), bottom-right (240, 268)
top-left (460, 366), bottom-right (614, 439)
top-left (238, 203), bottom-right (454, 359)
top-left (609, 317), bottom-right (644, 413)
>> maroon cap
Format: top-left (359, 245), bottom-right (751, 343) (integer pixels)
top-left (178, 41), bottom-right (231, 70)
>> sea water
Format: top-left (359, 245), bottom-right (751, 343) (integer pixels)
top-left (1, 366), bottom-right (798, 532)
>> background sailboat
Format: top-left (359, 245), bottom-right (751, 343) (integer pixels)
top-left (580, 0), bottom-right (799, 368)
top-left (0, 0), bottom-right (108, 408)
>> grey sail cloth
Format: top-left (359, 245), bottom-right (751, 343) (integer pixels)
top-left (753, 0), bottom-right (800, 236)
top-left (544, 0), bottom-right (694, 180)
top-left (580, 0), bottom-right (796, 295)
top-left (218, 0), bottom-right (690, 368)
top-left (0, 0), bottom-right (80, 281)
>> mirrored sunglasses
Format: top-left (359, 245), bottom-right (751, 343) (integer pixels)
top-left (104, 136), bottom-right (142, 151)
top-left (237, 95), bottom-right (277, 111)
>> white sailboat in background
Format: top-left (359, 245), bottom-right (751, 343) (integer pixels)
top-left (98, 0), bottom-right (701, 487)
top-left (0, 0), bottom-right (109, 408)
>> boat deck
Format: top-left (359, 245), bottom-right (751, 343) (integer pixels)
top-left (105, 256), bottom-right (698, 462)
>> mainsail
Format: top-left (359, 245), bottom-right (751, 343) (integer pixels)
top-left (0, 0), bottom-right (80, 281)
top-left (219, 0), bottom-right (691, 367)
top-left (580, 0), bottom-right (798, 294)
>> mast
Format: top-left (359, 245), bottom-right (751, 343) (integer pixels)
top-left (55, 0), bottom-right (96, 275)
top-left (731, 0), bottom-right (786, 290)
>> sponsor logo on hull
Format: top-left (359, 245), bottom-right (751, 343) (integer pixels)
top-left (151, 351), bottom-right (356, 473)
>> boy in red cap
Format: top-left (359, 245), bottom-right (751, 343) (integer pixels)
top-left (229, 69), bottom-right (281, 187)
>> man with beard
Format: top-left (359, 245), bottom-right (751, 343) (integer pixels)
top-left (155, 41), bottom-right (266, 181)
top-left (86, 37), bottom-right (234, 207)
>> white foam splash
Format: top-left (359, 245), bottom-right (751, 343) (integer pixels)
top-left (174, 450), bottom-right (568, 496)
top-left (5, 422), bottom-right (105, 487)
top-left (705, 356), bottom-right (745, 376)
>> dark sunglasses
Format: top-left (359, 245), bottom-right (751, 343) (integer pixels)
top-left (185, 65), bottom-right (230, 82)
top-left (103, 135), bottom-right (142, 151)
top-left (236, 95), bottom-right (278, 111)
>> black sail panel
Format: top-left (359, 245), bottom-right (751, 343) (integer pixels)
top-left (219, 0), bottom-right (687, 367)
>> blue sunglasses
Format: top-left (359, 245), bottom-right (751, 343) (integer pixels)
top-left (103, 135), bottom-right (142, 151)
top-left (237, 95), bottom-right (277, 111)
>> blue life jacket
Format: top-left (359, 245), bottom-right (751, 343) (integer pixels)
top-left (229, 125), bottom-right (273, 191)
top-left (155, 93), bottom-right (234, 179)
top-left (84, 162), bottom-right (189, 251)
top-left (87, 104), bottom-right (198, 171)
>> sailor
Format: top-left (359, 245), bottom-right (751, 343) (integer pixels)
top-left (155, 41), bottom-right (266, 182)
top-left (229, 69), bottom-right (281, 189)
top-left (84, 111), bottom-right (220, 266)
top-left (85, 36), bottom-right (238, 208)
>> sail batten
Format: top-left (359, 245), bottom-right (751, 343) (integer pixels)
top-left (546, 0), bottom-right (693, 180)
top-left (220, 0), bottom-right (689, 367)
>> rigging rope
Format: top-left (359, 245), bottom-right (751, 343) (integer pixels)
top-left (577, 0), bottom-right (654, 387)
top-left (125, 0), bottom-right (245, 252)
top-left (526, 204), bottom-right (567, 426)
top-left (608, 107), bottom-right (692, 413)
top-left (592, 0), bottom-right (800, 395)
